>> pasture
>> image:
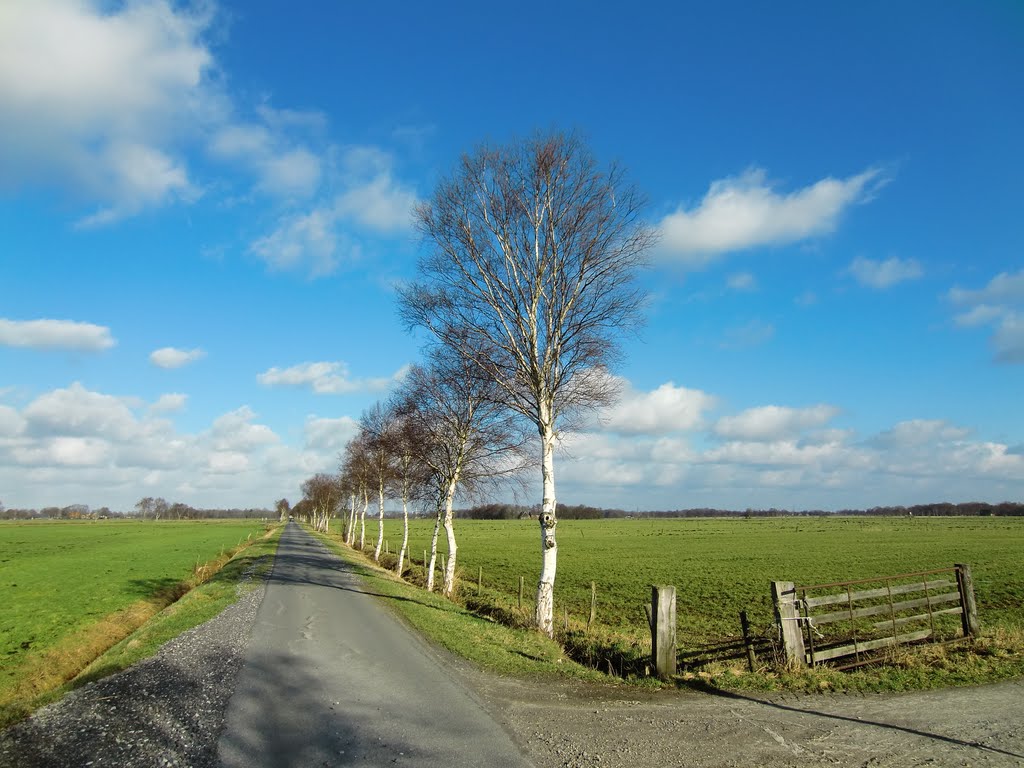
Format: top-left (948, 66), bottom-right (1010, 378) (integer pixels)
top-left (0, 519), bottom-right (270, 711)
top-left (356, 515), bottom-right (1024, 648)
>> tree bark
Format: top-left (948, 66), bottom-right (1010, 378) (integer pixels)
top-left (442, 479), bottom-right (459, 598)
top-left (535, 426), bottom-right (558, 637)
top-left (397, 495), bottom-right (409, 576)
top-left (427, 502), bottom-right (442, 592)
top-left (374, 478), bottom-right (385, 561)
top-left (359, 488), bottom-right (368, 550)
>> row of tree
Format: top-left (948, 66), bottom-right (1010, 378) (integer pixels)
top-left (0, 500), bottom-right (271, 520)
top-left (285, 132), bottom-right (654, 636)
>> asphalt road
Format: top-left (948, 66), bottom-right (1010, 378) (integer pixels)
top-left (217, 521), bottom-right (531, 768)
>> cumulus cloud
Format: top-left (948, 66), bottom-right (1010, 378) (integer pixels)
top-left (0, 381), bottom-right (358, 509)
top-left (249, 208), bottom-right (350, 276)
top-left (0, 318), bottom-right (115, 351)
top-left (715, 404), bottom-right (841, 442)
top-left (659, 167), bottom-right (883, 266)
top-left (601, 382), bottom-right (716, 435)
top-left (0, 0), bottom-right (212, 224)
top-left (846, 256), bottom-right (923, 289)
top-left (149, 348), bottom-right (204, 372)
top-left (949, 269), bottom-right (1024, 364)
top-left (257, 361), bottom-right (409, 395)
top-left (150, 346), bottom-right (205, 369)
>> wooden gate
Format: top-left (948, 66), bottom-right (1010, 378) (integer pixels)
top-left (773, 564), bottom-right (980, 668)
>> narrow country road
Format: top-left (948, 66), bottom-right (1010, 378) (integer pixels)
top-left (216, 521), bottom-right (531, 768)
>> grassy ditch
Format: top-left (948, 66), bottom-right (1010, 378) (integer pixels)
top-left (326, 517), bottom-right (1024, 693)
top-left (0, 521), bottom-right (282, 727)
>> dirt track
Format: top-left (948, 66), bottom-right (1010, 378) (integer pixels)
top-left (465, 668), bottom-right (1024, 767)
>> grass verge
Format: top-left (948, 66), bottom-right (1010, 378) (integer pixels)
top-left (308, 528), bottom-right (616, 686)
top-left (0, 524), bottom-right (283, 728)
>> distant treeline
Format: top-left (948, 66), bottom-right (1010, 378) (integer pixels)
top-left (0, 501), bottom-right (272, 520)
top-left (455, 501), bottom-right (1024, 519)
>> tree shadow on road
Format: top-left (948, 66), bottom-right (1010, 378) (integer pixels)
top-left (680, 678), bottom-right (1024, 761)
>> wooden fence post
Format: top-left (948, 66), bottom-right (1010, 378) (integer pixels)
top-left (477, 566), bottom-right (483, 595)
top-left (518, 576), bottom-right (524, 610)
top-left (588, 581), bottom-right (597, 632)
top-left (771, 580), bottom-right (806, 667)
top-left (955, 563), bottom-right (981, 637)
top-left (740, 610), bottom-right (757, 672)
top-left (650, 585), bottom-right (677, 679)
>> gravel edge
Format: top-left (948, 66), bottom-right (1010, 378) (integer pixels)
top-left (0, 558), bottom-right (270, 768)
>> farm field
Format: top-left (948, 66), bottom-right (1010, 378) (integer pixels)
top-left (0, 519), bottom-right (270, 706)
top-left (349, 516), bottom-right (1024, 648)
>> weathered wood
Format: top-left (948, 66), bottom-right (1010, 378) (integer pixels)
top-left (812, 592), bottom-right (960, 626)
top-left (804, 579), bottom-right (956, 609)
top-left (956, 563), bottom-right (981, 637)
top-left (772, 581), bottom-right (806, 668)
top-left (477, 566), bottom-right (483, 595)
top-left (650, 586), bottom-right (677, 679)
top-left (588, 581), bottom-right (597, 631)
top-left (740, 610), bottom-right (757, 672)
top-left (810, 628), bottom-right (932, 663)
top-left (872, 606), bottom-right (963, 630)
top-left (518, 575), bottom-right (525, 609)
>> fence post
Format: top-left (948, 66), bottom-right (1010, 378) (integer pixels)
top-left (955, 563), bottom-right (981, 637)
top-left (518, 576), bottom-right (524, 610)
top-left (477, 566), bottom-right (483, 595)
top-left (771, 580), bottom-right (806, 667)
top-left (650, 585), bottom-right (677, 679)
top-left (588, 581), bottom-right (597, 631)
top-left (740, 610), bottom-right (757, 672)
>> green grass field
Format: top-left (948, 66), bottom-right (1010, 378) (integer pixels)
top-left (0, 519), bottom-right (271, 709)
top-left (352, 515), bottom-right (1024, 648)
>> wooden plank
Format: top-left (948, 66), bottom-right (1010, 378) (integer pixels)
top-left (872, 606), bottom-right (963, 630)
top-left (809, 629), bottom-right (932, 663)
top-left (804, 580), bottom-right (956, 609)
top-left (812, 592), bottom-right (961, 626)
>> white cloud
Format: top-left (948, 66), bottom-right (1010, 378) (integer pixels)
top-left (949, 270), bottom-right (1024, 364)
top-left (0, 0), bottom-right (213, 223)
top-left (257, 361), bottom-right (408, 395)
top-left (151, 393), bottom-right (187, 413)
top-left (333, 173), bottom-right (417, 234)
top-left (715, 404), bottom-right (841, 442)
top-left (209, 121), bottom-right (321, 199)
top-left (208, 406), bottom-right (278, 452)
top-left (250, 208), bottom-right (349, 277)
top-left (0, 318), bottom-right (115, 351)
top-left (659, 167), bottom-right (882, 266)
top-left (150, 346), bottom-right (205, 369)
top-left (871, 419), bottom-right (972, 449)
top-left (846, 256), bottom-right (923, 289)
top-left (601, 382), bottom-right (716, 435)
top-left (304, 415), bottom-right (359, 452)
top-left (23, 382), bottom-right (141, 440)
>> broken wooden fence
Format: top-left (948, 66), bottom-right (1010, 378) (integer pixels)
top-left (773, 564), bottom-right (980, 668)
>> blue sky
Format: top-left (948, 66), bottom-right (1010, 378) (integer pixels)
top-left (1, 0), bottom-right (1022, 512)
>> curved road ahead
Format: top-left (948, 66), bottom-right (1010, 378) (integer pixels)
top-left (217, 521), bottom-right (530, 768)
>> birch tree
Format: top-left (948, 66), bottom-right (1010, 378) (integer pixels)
top-left (393, 348), bottom-right (526, 598)
top-left (301, 473), bottom-right (341, 533)
top-left (400, 131), bottom-right (653, 635)
top-left (360, 402), bottom-right (397, 563)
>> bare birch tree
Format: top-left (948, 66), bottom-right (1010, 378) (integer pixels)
top-left (301, 473), bottom-right (341, 533)
top-left (360, 402), bottom-right (397, 563)
top-left (393, 347), bottom-right (526, 598)
top-left (400, 131), bottom-right (654, 635)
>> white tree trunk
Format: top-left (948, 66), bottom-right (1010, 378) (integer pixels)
top-left (442, 479), bottom-right (459, 597)
top-left (426, 502), bottom-right (442, 592)
top-left (535, 425), bottom-right (558, 637)
top-left (346, 493), bottom-right (356, 545)
top-left (396, 493), bottom-right (409, 576)
top-left (360, 488), bottom-right (368, 550)
top-left (374, 479), bottom-right (385, 561)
